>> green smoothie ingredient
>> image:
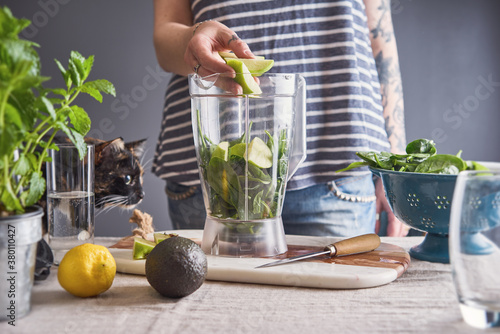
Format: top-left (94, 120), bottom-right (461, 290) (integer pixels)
top-left (196, 112), bottom-right (289, 221)
top-left (132, 237), bottom-right (156, 260)
top-left (219, 52), bottom-right (274, 94)
top-left (337, 138), bottom-right (487, 174)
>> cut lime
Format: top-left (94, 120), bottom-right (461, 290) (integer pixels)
top-left (212, 141), bottom-right (229, 161)
top-left (224, 60), bottom-right (262, 95)
top-left (154, 232), bottom-right (178, 244)
top-left (247, 137), bottom-right (273, 168)
top-left (218, 51), bottom-right (265, 60)
top-left (226, 58), bottom-right (274, 76)
top-left (229, 142), bottom-right (247, 159)
top-left (132, 237), bottom-right (156, 260)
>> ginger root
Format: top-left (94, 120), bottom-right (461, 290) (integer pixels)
top-left (129, 209), bottom-right (154, 239)
top-left (111, 209), bottom-right (155, 249)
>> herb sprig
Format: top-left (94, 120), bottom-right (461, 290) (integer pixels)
top-left (0, 7), bottom-right (115, 213)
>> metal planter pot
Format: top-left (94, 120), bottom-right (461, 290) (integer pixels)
top-left (0, 206), bottom-right (43, 323)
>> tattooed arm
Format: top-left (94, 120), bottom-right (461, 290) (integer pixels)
top-left (364, 0), bottom-right (409, 237)
top-left (364, 0), bottom-right (406, 154)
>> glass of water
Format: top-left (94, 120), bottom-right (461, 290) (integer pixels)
top-left (449, 170), bottom-right (500, 329)
top-left (46, 143), bottom-right (95, 264)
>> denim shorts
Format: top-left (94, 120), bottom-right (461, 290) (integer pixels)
top-left (165, 174), bottom-right (376, 237)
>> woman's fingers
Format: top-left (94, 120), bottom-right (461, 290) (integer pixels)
top-left (184, 20), bottom-right (256, 76)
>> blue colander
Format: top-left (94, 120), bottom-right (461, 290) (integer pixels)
top-left (370, 164), bottom-right (500, 263)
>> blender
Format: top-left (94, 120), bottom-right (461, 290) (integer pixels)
top-left (189, 73), bottom-right (306, 257)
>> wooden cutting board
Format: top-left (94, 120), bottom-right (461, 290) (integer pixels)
top-left (109, 230), bottom-right (410, 289)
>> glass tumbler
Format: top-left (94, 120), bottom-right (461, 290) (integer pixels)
top-left (449, 170), bottom-right (500, 329)
top-left (46, 143), bottom-right (95, 264)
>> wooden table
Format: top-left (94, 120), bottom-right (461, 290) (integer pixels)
top-left (1, 237), bottom-right (489, 334)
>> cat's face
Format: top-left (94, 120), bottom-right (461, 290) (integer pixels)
top-left (89, 138), bottom-right (147, 209)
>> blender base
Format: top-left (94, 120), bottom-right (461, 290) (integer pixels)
top-left (201, 216), bottom-right (288, 257)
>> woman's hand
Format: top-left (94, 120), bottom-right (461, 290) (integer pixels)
top-left (185, 20), bottom-right (255, 77)
top-left (153, 0), bottom-right (255, 77)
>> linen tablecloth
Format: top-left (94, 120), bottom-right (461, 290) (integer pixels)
top-left (1, 237), bottom-right (490, 334)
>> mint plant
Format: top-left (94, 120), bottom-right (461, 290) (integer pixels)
top-left (0, 7), bottom-right (115, 214)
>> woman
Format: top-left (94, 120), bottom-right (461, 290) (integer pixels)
top-left (152, 0), bottom-right (409, 237)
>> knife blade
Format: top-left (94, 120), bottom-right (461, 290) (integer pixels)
top-left (255, 233), bottom-right (381, 269)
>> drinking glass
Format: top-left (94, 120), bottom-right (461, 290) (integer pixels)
top-left (449, 170), bottom-right (500, 329)
top-left (46, 143), bottom-right (94, 264)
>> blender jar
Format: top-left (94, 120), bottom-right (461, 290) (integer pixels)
top-left (189, 73), bottom-right (306, 257)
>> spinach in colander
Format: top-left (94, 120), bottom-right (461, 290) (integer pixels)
top-left (337, 138), bottom-right (488, 174)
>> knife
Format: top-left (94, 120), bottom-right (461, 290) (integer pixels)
top-left (255, 233), bottom-right (381, 269)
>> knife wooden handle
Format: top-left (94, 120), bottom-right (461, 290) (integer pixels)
top-left (325, 233), bottom-right (381, 257)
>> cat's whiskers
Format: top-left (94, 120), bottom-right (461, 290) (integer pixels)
top-left (140, 148), bottom-right (151, 165)
top-left (96, 195), bottom-right (128, 207)
top-left (140, 157), bottom-right (154, 171)
top-left (95, 195), bottom-right (130, 216)
top-left (96, 198), bottom-right (129, 217)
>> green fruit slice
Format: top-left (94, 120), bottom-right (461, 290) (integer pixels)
top-left (132, 237), bottom-right (156, 260)
top-left (154, 232), bottom-right (178, 244)
top-left (218, 51), bottom-right (265, 60)
top-left (212, 141), bottom-right (229, 161)
top-left (225, 60), bottom-right (262, 95)
top-left (226, 58), bottom-right (274, 76)
top-left (229, 142), bottom-right (247, 159)
top-left (247, 137), bottom-right (273, 168)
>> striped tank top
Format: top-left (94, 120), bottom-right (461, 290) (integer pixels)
top-left (152, 0), bottom-right (390, 190)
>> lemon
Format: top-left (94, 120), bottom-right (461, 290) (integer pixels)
top-left (58, 243), bottom-right (116, 298)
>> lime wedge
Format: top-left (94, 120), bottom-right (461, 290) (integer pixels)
top-left (229, 142), bottom-right (247, 159)
top-left (212, 141), bottom-right (229, 161)
top-left (226, 58), bottom-right (274, 76)
top-left (247, 137), bottom-right (273, 168)
top-left (224, 60), bottom-right (262, 95)
top-left (132, 237), bottom-right (156, 260)
top-left (153, 232), bottom-right (178, 244)
top-left (218, 51), bottom-right (265, 60)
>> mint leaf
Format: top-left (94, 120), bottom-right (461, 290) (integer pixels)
top-left (26, 152), bottom-right (39, 168)
top-left (56, 121), bottom-right (87, 159)
top-left (9, 89), bottom-right (37, 129)
top-left (83, 55), bottom-right (94, 78)
top-left (68, 105), bottom-right (91, 135)
top-left (13, 154), bottom-right (30, 176)
top-left (24, 171), bottom-right (45, 207)
top-left (46, 87), bottom-right (67, 97)
top-left (70, 128), bottom-right (87, 159)
top-left (54, 58), bottom-right (71, 89)
top-left (85, 79), bottom-right (116, 97)
top-left (80, 83), bottom-right (103, 102)
top-left (0, 187), bottom-right (22, 212)
top-left (4, 102), bottom-right (23, 130)
top-left (69, 51), bottom-right (86, 83)
top-left (67, 58), bottom-right (81, 87)
top-left (39, 96), bottom-right (56, 120)
top-left (0, 7), bottom-right (31, 38)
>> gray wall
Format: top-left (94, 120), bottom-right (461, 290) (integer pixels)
top-left (4, 0), bottom-right (500, 236)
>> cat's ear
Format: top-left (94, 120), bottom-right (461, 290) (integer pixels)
top-left (95, 137), bottom-right (125, 164)
top-left (125, 139), bottom-right (147, 159)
